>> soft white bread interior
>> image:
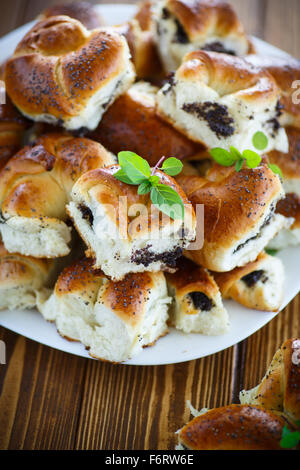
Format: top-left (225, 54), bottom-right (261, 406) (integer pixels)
top-left (5, 16), bottom-right (135, 131)
top-left (213, 252), bottom-right (285, 312)
top-left (0, 241), bottom-right (63, 310)
top-left (67, 165), bottom-right (196, 280)
top-left (157, 50), bottom-right (288, 154)
top-left (153, 0), bottom-right (251, 72)
top-left (166, 257), bottom-right (229, 335)
top-left (0, 133), bottom-right (116, 258)
top-left (37, 257), bottom-right (171, 363)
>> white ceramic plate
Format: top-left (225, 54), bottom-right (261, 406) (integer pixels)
top-left (0, 4), bottom-right (299, 366)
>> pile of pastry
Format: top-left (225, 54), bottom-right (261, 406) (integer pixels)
top-left (0, 0), bottom-right (299, 363)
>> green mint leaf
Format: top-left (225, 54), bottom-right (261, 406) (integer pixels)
top-left (138, 181), bottom-right (152, 195)
top-left (150, 184), bottom-right (185, 220)
top-left (210, 148), bottom-right (237, 167)
top-left (230, 146), bottom-right (242, 160)
top-left (280, 430), bottom-right (300, 449)
top-left (268, 163), bottom-right (283, 179)
top-left (295, 421), bottom-right (300, 428)
top-left (114, 168), bottom-right (137, 185)
top-left (265, 248), bottom-right (278, 256)
top-left (235, 159), bottom-right (244, 172)
top-left (243, 149), bottom-right (262, 169)
top-left (161, 157), bottom-right (183, 176)
top-left (253, 131), bottom-right (268, 150)
top-left (118, 151), bottom-right (151, 184)
top-left (148, 175), bottom-right (160, 186)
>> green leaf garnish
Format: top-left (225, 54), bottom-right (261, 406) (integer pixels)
top-left (230, 146), bottom-right (242, 160)
top-left (265, 248), bottom-right (278, 256)
top-left (118, 151), bottom-right (151, 184)
top-left (138, 181), bottom-right (152, 195)
top-left (210, 148), bottom-right (237, 167)
top-left (151, 185), bottom-right (185, 220)
top-left (161, 157), bottom-right (183, 176)
top-left (280, 426), bottom-right (300, 449)
top-left (235, 159), bottom-right (244, 172)
top-left (243, 150), bottom-right (262, 169)
top-left (268, 163), bottom-right (283, 179)
top-left (253, 131), bottom-right (268, 150)
top-left (114, 153), bottom-right (185, 219)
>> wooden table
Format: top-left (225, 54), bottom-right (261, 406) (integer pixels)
top-left (0, 0), bottom-right (299, 450)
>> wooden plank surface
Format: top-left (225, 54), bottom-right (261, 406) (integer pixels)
top-left (0, 0), bottom-right (299, 450)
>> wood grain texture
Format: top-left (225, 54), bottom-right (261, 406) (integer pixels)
top-left (0, 0), bottom-right (299, 450)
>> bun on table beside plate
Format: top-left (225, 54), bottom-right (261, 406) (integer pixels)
top-left (156, 50), bottom-right (288, 154)
top-left (37, 257), bottom-right (171, 363)
top-left (177, 338), bottom-right (300, 450)
top-left (165, 257), bottom-right (229, 335)
top-left (4, 16), bottom-right (135, 131)
top-left (153, 0), bottom-right (253, 73)
top-left (177, 164), bottom-right (292, 272)
top-left (38, 1), bottom-right (105, 30)
top-left (0, 133), bottom-right (116, 258)
top-left (240, 338), bottom-right (300, 422)
top-left (66, 165), bottom-right (196, 281)
top-left (87, 81), bottom-right (201, 167)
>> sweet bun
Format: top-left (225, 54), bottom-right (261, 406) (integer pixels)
top-left (166, 257), bottom-right (229, 335)
top-left (5, 16), bottom-right (135, 131)
top-left (153, 0), bottom-right (251, 72)
top-left (37, 257), bottom-right (171, 363)
top-left (157, 50), bottom-right (288, 154)
top-left (39, 2), bottom-right (105, 30)
top-left (0, 133), bottom-right (116, 258)
top-left (266, 127), bottom-right (300, 248)
top-left (0, 241), bottom-right (60, 310)
top-left (177, 165), bottom-right (292, 272)
top-left (246, 55), bottom-right (300, 129)
top-left (66, 165), bottom-right (196, 280)
top-left (177, 404), bottom-right (297, 450)
top-left (87, 81), bottom-right (201, 166)
top-left (213, 252), bottom-right (285, 312)
top-left (240, 338), bottom-right (300, 422)
top-left (0, 62), bottom-right (30, 168)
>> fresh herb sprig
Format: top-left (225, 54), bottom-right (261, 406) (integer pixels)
top-left (114, 152), bottom-right (185, 220)
top-left (209, 131), bottom-right (283, 178)
top-left (280, 421), bottom-right (300, 449)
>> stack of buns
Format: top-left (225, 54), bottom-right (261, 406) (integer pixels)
top-left (0, 0), bottom-right (298, 363)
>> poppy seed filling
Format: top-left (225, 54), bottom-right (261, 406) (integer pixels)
top-left (182, 102), bottom-right (235, 138)
top-left (241, 270), bottom-right (267, 288)
top-left (188, 292), bottom-right (214, 311)
top-left (78, 204), bottom-right (94, 227)
top-left (131, 246), bottom-right (183, 268)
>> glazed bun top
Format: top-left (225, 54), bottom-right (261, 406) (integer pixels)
top-left (39, 1), bottom-right (105, 30)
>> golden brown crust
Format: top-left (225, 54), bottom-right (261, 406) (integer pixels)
top-left (246, 55), bottom-right (300, 127)
top-left (87, 87), bottom-right (201, 166)
top-left (241, 339), bottom-right (300, 422)
top-left (0, 241), bottom-right (52, 288)
top-left (177, 165), bottom-right (282, 269)
top-left (0, 133), bottom-right (115, 220)
top-left (166, 257), bottom-right (218, 299)
top-left (40, 2), bottom-right (105, 30)
top-left (165, 0), bottom-right (248, 45)
top-left (134, 0), bottom-right (154, 31)
top-left (5, 17), bottom-right (131, 125)
top-left (267, 127), bottom-right (300, 180)
top-left (70, 164), bottom-right (194, 234)
top-left (54, 257), bottom-right (160, 327)
top-left (179, 404), bottom-right (296, 450)
top-left (176, 50), bottom-right (279, 105)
